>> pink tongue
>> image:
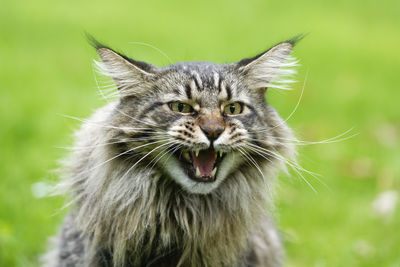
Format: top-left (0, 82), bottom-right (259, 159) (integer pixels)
top-left (192, 148), bottom-right (216, 177)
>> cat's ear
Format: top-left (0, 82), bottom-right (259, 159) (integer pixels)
top-left (235, 35), bottom-right (303, 93)
top-left (88, 35), bottom-right (156, 96)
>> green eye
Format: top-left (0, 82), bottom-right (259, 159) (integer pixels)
top-left (223, 102), bottom-right (243, 115)
top-left (169, 101), bottom-right (194, 114)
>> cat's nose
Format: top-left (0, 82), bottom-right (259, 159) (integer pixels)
top-left (198, 111), bottom-right (225, 141)
top-left (200, 124), bottom-right (225, 141)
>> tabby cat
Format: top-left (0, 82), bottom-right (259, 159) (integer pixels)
top-left (42, 35), bottom-right (301, 267)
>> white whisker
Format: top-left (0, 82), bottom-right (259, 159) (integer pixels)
top-left (243, 142), bottom-right (326, 192)
top-left (58, 113), bottom-right (158, 132)
top-left (237, 147), bottom-right (266, 182)
top-left (81, 139), bottom-right (172, 174)
top-left (128, 41), bottom-right (173, 64)
top-left (249, 126), bottom-right (357, 147)
top-left (57, 135), bottom-right (171, 151)
top-left (118, 140), bottom-right (179, 181)
top-left (255, 70), bottom-right (307, 134)
top-left (146, 142), bottom-right (179, 170)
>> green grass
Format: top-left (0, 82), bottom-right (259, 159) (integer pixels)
top-left (1, 0), bottom-right (399, 266)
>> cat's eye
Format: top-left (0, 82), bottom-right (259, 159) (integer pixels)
top-left (223, 102), bottom-right (243, 116)
top-left (169, 101), bottom-right (194, 114)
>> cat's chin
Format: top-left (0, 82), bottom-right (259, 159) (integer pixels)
top-left (159, 149), bottom-right (241, 194)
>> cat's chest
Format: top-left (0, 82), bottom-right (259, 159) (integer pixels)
top-left (142, 249), bottom-right (181, 267)
top-left (95, 247), bottom-right (181, 267)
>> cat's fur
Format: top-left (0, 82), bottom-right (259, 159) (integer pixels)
top-left (42, 36), bottom-right (301, 267)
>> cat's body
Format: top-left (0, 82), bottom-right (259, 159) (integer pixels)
top-left (43, 36), bottom-right (301, 267)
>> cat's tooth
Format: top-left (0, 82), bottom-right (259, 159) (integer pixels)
top-left (219, 151), bottom-right (223, 158)
top-left (183, 152), bottom-right (190, 161)
top-left (195, 149), bottom-right (200, 157)
top-left (195, 167), bottom-right (201, 177)
top-left (212, 167), bottom-right (217, 177)
top-left (214, 152), bottom-right (218, 158)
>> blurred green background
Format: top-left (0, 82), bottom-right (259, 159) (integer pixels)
top-left (1, 0), bottom-right (399, 266)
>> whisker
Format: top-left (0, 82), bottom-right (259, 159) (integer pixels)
top-left (118, 140), bottom-right (179, 181)
top-left (128, 41), bottom-right (173, 64)
top-left (146, 143), bottom-right (183, 176)
top-left (57, 135), bottom-right (171, 151)
top-left (58, 114), bottom-right (158, 132)
top-left (146, 142), bottom-right (180, 170)
top-left (253, 70), bottom-right (308, 134)
top-left (113, 108), bottom-right (160, 128)
top-left (93, 68), bottom-right (117, 101)
top-left (81, 139), bottom-right (172, 174)
top-left (245, 142), bottom-right (321, 177)
top-left (289, 163), bottom-right (317, 193)
top-left (248, 127), bottom-right (357, 147)
top-left (237, 147), bottom-right (267, 183)
top-left (246, 142), bottom-right (327, 192)
top-left (162, 144), bottom-right (183, 163)
top-left (93, 70), bottom-right (161, 128)
top-left (276, 127), bottom-right (357, 144)
top-left (239, 144), bottom-right (273, 164)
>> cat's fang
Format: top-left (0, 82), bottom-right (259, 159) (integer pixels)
top-left (195, 149), bottom-right (200, 157)
top-left (195, 167), bottom-right (201, 177)
top-left (183, 152), bottom-right (191, 162)
top-left (219, 151), bottom-right (223, 158)
top-left (211, 167), bottom-right (217, 177)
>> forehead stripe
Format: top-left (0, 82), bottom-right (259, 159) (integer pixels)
top-left (189, 79), bottom-right (198, 95)
top-left (137, 101), bottom-right (164, 120)
top-left (193, 77), bottom-right (201, 91)
top-left (213, 72), bottom-right (220, 88)
top-left (191, 71), bottom-right (203, 91)
top-left (185, 84), bottom-right (192, 99)
top-left (225, 84), bottom-right (232, 100)
top-left (218, 77), bottom-right (223, 93)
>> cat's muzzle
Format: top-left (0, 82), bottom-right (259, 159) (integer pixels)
top-left (176, 148), bottom-right (226, 183)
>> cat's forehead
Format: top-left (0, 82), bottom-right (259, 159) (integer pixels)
top-left (169, 61), bottom-right (224, 72)
top-left (166, 61), bottom-right (231, 81)
top-left (159, 61), bottom-right (238, 106)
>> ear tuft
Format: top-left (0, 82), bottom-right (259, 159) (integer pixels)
top-left (85, 32), bottom-right (110, 50)
top-left (87, 34), bottom-right (156, 97)
top-left (285, 33), bottom-right (307, 46)
top-left (237, 35), bottom-right (304, 91)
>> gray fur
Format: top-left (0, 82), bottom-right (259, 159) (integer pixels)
top-left (42, 39), bottom-right (299, 267)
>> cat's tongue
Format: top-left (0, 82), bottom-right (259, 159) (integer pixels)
top-left (191, 148), bottom-right (216, 177)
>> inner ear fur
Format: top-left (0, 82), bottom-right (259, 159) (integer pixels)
top-left (236, 35), bottom-right (304, 91)
top-left (88, 35), bottom-right (156, 96)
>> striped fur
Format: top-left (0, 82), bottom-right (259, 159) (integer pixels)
top-left (43, 37), bottom-right (301, 267)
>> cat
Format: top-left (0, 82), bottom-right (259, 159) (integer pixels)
top-left (42, 35), bottom-right (302, 267)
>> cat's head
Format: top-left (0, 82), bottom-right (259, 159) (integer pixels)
top-left (93, 36), bottom-right (300, 194)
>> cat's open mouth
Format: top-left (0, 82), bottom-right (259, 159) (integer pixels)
top-left (175, 148), bottom-right (226, 183)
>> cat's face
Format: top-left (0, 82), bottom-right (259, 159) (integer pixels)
top-left (95, 38), bottom-right (298, 194)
